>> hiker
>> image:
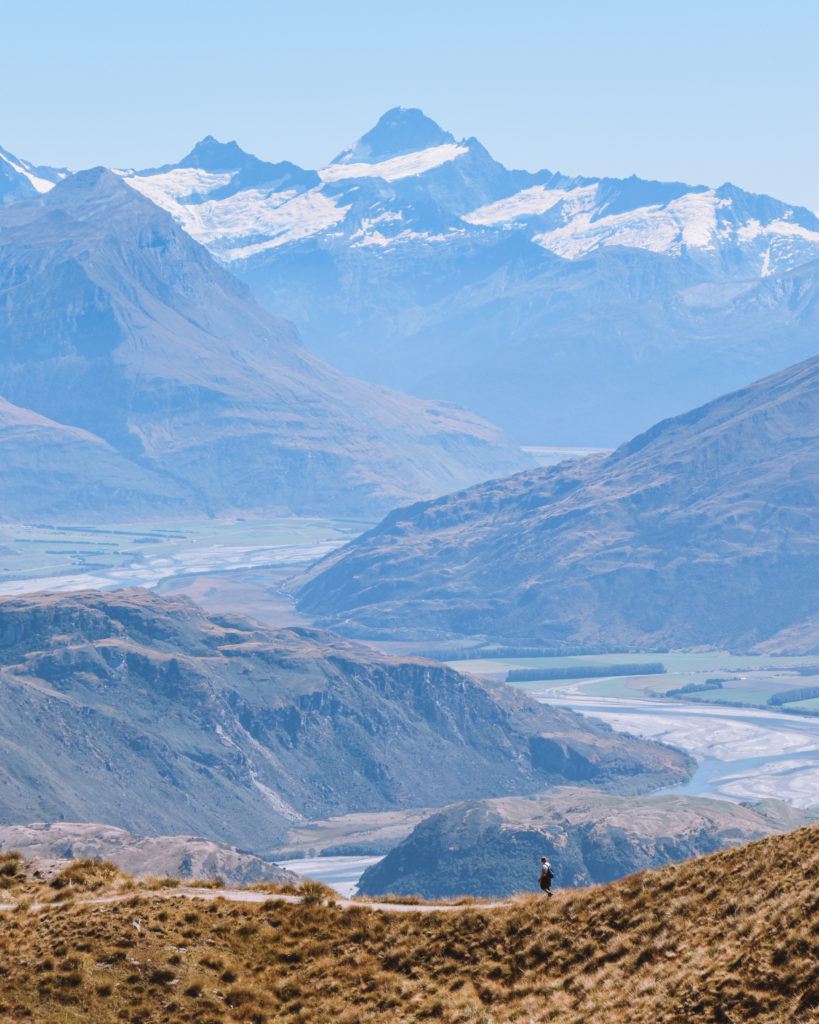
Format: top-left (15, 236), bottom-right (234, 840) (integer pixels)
top-left (539, 857), bottom-right (554, 896)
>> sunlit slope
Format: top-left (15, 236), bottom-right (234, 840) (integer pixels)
top-left (0, 823), bottom-right (817, 1022)
top-left (298, 355), bottom-right (819, 652)
top-left (0, 588), bottom-right (691, 848)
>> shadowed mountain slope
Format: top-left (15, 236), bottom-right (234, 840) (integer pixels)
top-left (0, 168), bottom-right (525, 522)
top-left (0, 588), bottom-right (692, 850)
top-left (357, 789), bottom-right (819, 899)
top-left (297, 355), bottom-right (819, 652)
top-left (0, 396), bottom-right (192, 522)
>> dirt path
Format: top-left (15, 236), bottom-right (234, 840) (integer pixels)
top-left (0, 885), bottom-right (506, 915)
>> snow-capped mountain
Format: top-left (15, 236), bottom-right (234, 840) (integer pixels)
top-left (8, 109), bottom-right (819, 443)
top-left (0, 145), bottom-right (67, 204)
top-left (117, 108), bottom-right (819, 279)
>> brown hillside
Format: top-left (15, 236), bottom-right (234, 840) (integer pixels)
top-left (0, 824), bottom-right (817, 1022)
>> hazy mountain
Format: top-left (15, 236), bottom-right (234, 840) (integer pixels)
top-left (357, 790), bottom-right (819, 899)
top-left (0, 589), bottom-right (692, 850)
top-left (0, 144), bottom-right (66, 204)
top-left (0, 167), bottom-right (526, 522)
top-left (112, 107), bottom-right (819, 444)
top-left (297, 355), bottom-right (819, 652)
top-left (0, 396), bottom-right (191, 523)
top-left (0, 822), bottom-right (301, 888)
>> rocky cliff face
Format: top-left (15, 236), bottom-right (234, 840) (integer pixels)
top-left (0, 168), bottom-right (526, 523)
top-left (0, 589), bottom-right (692, 850)
top-left (357, 790), bottom-right (819, 899)
top-left (297, 355), bottom-right (819, 653)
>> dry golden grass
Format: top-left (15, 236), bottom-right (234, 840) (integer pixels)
top-left (1, 824), bottom-right (818, 1022)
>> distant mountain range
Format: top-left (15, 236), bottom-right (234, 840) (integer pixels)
top-left (0, 589), bottom-right (692, 850)
top-left (0, 167), bottom-right (525, 523)
top-left (357, 790), bottom-right (819, 899)
top-left (108, 108), bottom-right (819, 444)
top-left (3, 110), bottom-right (816, 445)
top-left (297, 355), bottom-right (819, 653)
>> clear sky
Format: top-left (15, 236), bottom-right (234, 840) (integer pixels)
top-left (3, 0), bottom-right (818, 209)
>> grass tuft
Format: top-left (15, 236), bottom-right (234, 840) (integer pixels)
top-left (0, 825), bottom-right (817, 1022)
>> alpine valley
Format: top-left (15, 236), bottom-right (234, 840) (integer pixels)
top-left (1, 105), bottom-right (818, 935)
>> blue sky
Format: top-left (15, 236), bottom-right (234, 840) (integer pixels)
top-left (3, 0), bottom-right (818, 209)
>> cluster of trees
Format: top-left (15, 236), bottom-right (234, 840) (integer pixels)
top-left (768, 685), bottom-right (819, 706)
top-left (506, 663), bottom-right (665, 682)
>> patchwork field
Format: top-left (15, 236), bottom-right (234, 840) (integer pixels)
top-left (0, 518), bottom-right (366, 619)
top-left (447, 651), bottom-right (819, 714)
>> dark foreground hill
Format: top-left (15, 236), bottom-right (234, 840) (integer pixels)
top-left (0, 589), bottom-right (691, 849)
top-left (298, 355), bottom-right (819, 653)
top-left (357, 790), bottom-right (819, 899)
top-left (0, 168), bottom-right (525, 522)
top-left (0, 823), bottom-right (817, 1022)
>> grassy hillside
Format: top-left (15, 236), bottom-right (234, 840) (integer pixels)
top-left (1, 824), bottom-right (817, 1022)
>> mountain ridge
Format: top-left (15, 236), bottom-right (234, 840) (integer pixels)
top-left (0, 165), bottom-right (527, 522)
top-left (112, 108), bottom-right (819, 443)
top-left (4, 112), bottom-right (818, 443)
top-left (0, 822), bottom-right (816, 1021)
top-left (296, 354), bottom-right (819, 651)
top-left (0, 587), bottom-right (693, 849)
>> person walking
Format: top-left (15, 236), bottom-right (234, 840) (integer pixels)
top-left (539, 857), bottom-right (554, 896)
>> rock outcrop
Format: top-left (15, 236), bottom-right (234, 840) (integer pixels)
top-left (357, 790), bottom-right (819, 899)
top-left (0, 822), bottom-right (300, 888)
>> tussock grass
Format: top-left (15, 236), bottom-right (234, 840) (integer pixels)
top-left (1, 825), bottom-right (818, 1021)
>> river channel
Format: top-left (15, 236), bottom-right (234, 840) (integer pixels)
top-left (534, 684), bottom-right (819, 808)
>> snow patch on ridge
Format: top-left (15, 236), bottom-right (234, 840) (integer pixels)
top-left (467, 182), bottom-right (819, 272)
top-left (0, 151), bottom-right (59, 193)
top-left (122, 167), bottom-right (234, 205)
top-left (464, 184), bottom-right (596, 225)
top-left (218, 190), bottom-right (351, 258)
top-left (122, 171), bottom-right (350, 259)
top-left (319, 143), bottom-right (469, 184)
top-left (533, 190), bottom-right (727, 259)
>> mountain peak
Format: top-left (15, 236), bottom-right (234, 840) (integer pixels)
top-left (332, 107), bottom-right (455, 165)
top-left (47, 166), bottom-right (132, 201)
top-left (179, 136), bottom-right (252, 172)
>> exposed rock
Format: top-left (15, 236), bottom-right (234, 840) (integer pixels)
top-left (0, 588), bottom-right (693, 850)
top-left (0, 822), bottom-right (300, 887)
